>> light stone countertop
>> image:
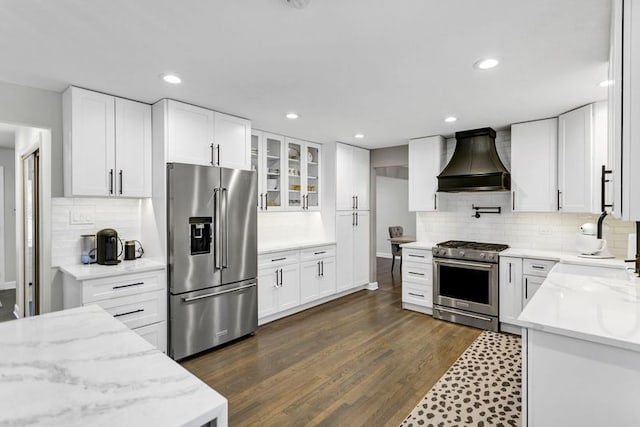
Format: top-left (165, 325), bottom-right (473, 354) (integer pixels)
top-left (258, 240), bottom-right (336, 255)
top-left (518, 266), bottom-right (640, 352)
top-left (0, 305), bottom-right (227, 427)
top-left (501, 247), bottom-right (628, 269)
top-left (399, 241), bottom-right (437, 250)
top-left (59, 258), bottom-right (165, 281)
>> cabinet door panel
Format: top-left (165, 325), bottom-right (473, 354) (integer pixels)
top-left (300, 260), bottom-right (321, 304)
top-left (263, 133), bottom-right (285, 211)
top-left (499, 257), bottom-right (523, 325)
top-left (336, 212), bottom-right (355, 291)
top-left (409, 136), bottom-right (443, 212)
top-left (215, 112), bottom-right (251, 170)
top-left (353, 211), bottom-right (370, 286)
top-left (336, 143), bottom-right (354, 210)
top-left (305, 142), bottom-right (321, 211)
top-left (318, 258), bottom-right (336, 297)
top-left (115, 98), bottom-right (152, 197)
top-left (558, 105), bottom-right (594, 213)
top-left (258, 268), bottom-right (279, 318)
top-left (167, 101), bottom-right (213, 166)
top-left (285, 138), bottom-right (304, 210)
top-left (511, 119), bottom-right (558, 212)
top-left (278, 264), bottom-right (300, 311)
top-left (70, 87), bottom-right (115, 196)
top-left (523, 275), bottom-right (545, 307)
top-left (352, 147), bottom-right (370, 210)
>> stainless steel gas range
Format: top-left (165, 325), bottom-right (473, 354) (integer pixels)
top-left (432, 240), bottom-right (508, 331)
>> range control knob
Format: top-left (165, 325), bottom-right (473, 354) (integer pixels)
top-left (440, 249), bottom-right (447, 256)
top-left (479, 252), bottom-right (486, 258)
top-left (459, 250), bottom-right (465, 257)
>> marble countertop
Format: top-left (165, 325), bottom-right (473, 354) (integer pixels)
top-left (258, 240), bottom-right (336, 255)
top-left (0, 305), bottom-right (227, 427)
top-left (399, 241), bottom-right (437, 250)
top-left (501, 247), bottom-right (628, 268)
top-left (59, 259), bottom-right (165, 281)
top-left (518, 266), bottom-right (640, 352)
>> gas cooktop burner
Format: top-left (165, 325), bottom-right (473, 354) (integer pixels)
top-left (436, 240), bottom-right (509, 252)
top-left (433, 240), bottom-right (509, 263)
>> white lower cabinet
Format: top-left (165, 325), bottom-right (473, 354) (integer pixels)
top-left (258, 244), bottom-right (359, 325)
top-left (336, 211), bottom-right (370, 292)
top-left (499, 256), bottom-right (556, 334)
top-left (61, 268), bottom-right (167, 353)
top-left (401, 248), bottom-right (433, 314)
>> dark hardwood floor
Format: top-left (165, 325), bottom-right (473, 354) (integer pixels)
top-left (182, 258), bottom-right (481, 426)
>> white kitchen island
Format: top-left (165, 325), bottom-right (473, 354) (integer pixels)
top-left (517, 263), bottom-right (640, 427)
top-left (0, 305), bottom-right (227, 427)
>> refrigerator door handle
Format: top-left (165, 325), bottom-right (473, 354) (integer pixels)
top-left (222, 187), bottom-right (229, 269)
top-left (181, 283), bottom-right (257, 302)
top-left (214, 187), bottom-right (222, 270)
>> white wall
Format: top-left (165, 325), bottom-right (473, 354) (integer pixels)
top-left (51, 197), bottom-right (142, 267)
top-left (0, 148), bottom-right (16, 284)
top-left (0, 81), bottom-right (63, 196)
top-left (375, 175), bottom-right (415, 257)
top-left (416, 130), bottom-right (636, 257)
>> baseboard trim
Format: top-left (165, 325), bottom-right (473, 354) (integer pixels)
top-left (402, 302), bottom-right (433, 315)
top-left (499, 322), bottom-right (522, 336)
top-left (365, 281), bottom-right (378, 290)
top-left (0, 281), bottom-right (16, 290)
top-left (376, 252), bottom-right (392, 259)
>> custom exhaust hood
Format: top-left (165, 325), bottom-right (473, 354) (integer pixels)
top-left (437, 127), bottom-right (511, 192)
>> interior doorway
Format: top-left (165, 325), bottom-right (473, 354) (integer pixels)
top-left (22, 149), bottom-right (40, 316)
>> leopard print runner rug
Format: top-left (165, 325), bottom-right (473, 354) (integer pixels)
top-left (400, 331), bottom-right (522, 427)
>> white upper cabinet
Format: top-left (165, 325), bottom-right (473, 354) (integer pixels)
top-left (510, 119), bottom-right (558, 212)
top-left (285, 137), bottom-right (322, 211)
top-left (63, 86), bottom-right (151, 198)
top-left (253, 131), bottom-right (286, 211)
top-left (558, 103), bottom-right (608, 214)
top-left (166, 100), bottom-right (214, 166)
top-left (408, 135), bottom-right (445, 212)
top-left (609, 0), bottom-right (640, 220)
top-left (214, 111), bottom-right (251, 170)
top-left (115, 98), bottom-right (152, 197)
top-left (336, 143), bottom-right (370, 211)
top-left (165, 100), bottom-right (251, 170)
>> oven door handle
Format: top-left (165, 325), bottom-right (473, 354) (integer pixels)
top-left (435, 306), bottom-right (494, 323)
top-left (433, 258), bottom-right (495, 270)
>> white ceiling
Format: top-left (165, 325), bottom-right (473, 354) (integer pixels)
top-left (0, 0), bottom-right (611, 148)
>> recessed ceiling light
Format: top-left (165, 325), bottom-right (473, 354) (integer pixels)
top-left (286, 112), bottom-right (299, 119)
top-left (444, 116), bottom-right (458, 123)
top-left (162, 74), bottom-right (182, 84)
top-left (354, 133), bottom-right (365, 139)
top-left (599, 79), bottom-right (614, 87)
top-left (474, 58), bottom-right (500, 70)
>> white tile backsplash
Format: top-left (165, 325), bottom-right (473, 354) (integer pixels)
top-left (52, 197), bottom-right (142, 267)
top-left (416, 131), bottom-right (636, 258)
top-left (258, 212), bottom-right (327, 247)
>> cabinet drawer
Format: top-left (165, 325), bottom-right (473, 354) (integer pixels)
top-left (403, 284), bottom-right (433, 308)
top-left (258, 250), bottom-right (299, 267)
top-left (300, 245), bottom-right (336, 261)
top-left (523, 258), bottom-right (556, 277)
top-left (93, 290), bottom-right (166, 330)
top-left (133, 321), bottom-right (167, 353)
top-left (402, 263), bottom-right (432, 286)
top-left (402, 248), bottom-right (432, 264)
top-left (82, 270), bottom-right (165, 303)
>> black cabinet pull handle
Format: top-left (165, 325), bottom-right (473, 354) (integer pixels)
top-left (408, 292), bottom-right (424, 298)
top-left (119, 170), bottom-right (123, 195)
top-left (114, 308), bottom-right (144, 318)
top-left (408, 271), bottom-right (425, 276)
top-left (279, 268), bottom-right (283, 286)
top-left (109, 169), bottom-right (114, 194)
top-left (259, 193), bottom-right (264, 210)
top-left (112, 281), bottom-right (144, 290)
top-left (509, 263), bottom-right (512, 284)
top-left (317, 261), bottom-right (321, 276)
top-left (216, 144), bottom-right (221, 166)
top-left (275, 269), bottom-right (280, 287)
top-left (512, 191), bottom-right (515, 211)
top-left (408, 254), bottom-right (425, 258)
top-left (271, 257), bottom-right (286, 262)
top-left (321, 260), bottom-right (324, 276)
top-left (531, 265), bottom-right (545, 270)
top-left (434, 194), bottom-right (437, 210)
top-left (355, 195), bottom-right (358, 210)
top-left (557, 189), bottom-right (562, 210)
top-left (314, 251), bottom-right (326, 255)
top-left (210, 143), bottom-right (215, 166)
top-left (355, 212), bottom-right (359, 226)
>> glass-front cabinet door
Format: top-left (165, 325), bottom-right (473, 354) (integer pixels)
top-left (285, 138), bottom-right (303, 209)
top-left (252, 130), bottom-right (284, 212)
top-left (263, 133), bottom-right (284, 210)
top-left (305, 142), bottom-right (321, 211)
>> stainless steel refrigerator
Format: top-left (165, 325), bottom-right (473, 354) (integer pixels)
top-left (167, 163), bottom-right (258, 360)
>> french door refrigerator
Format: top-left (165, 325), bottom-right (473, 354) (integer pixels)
top-left (167, 163), bottom-right (258, 360)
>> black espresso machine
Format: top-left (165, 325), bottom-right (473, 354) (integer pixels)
top-left (96, 228), bottom-right (121, 265)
